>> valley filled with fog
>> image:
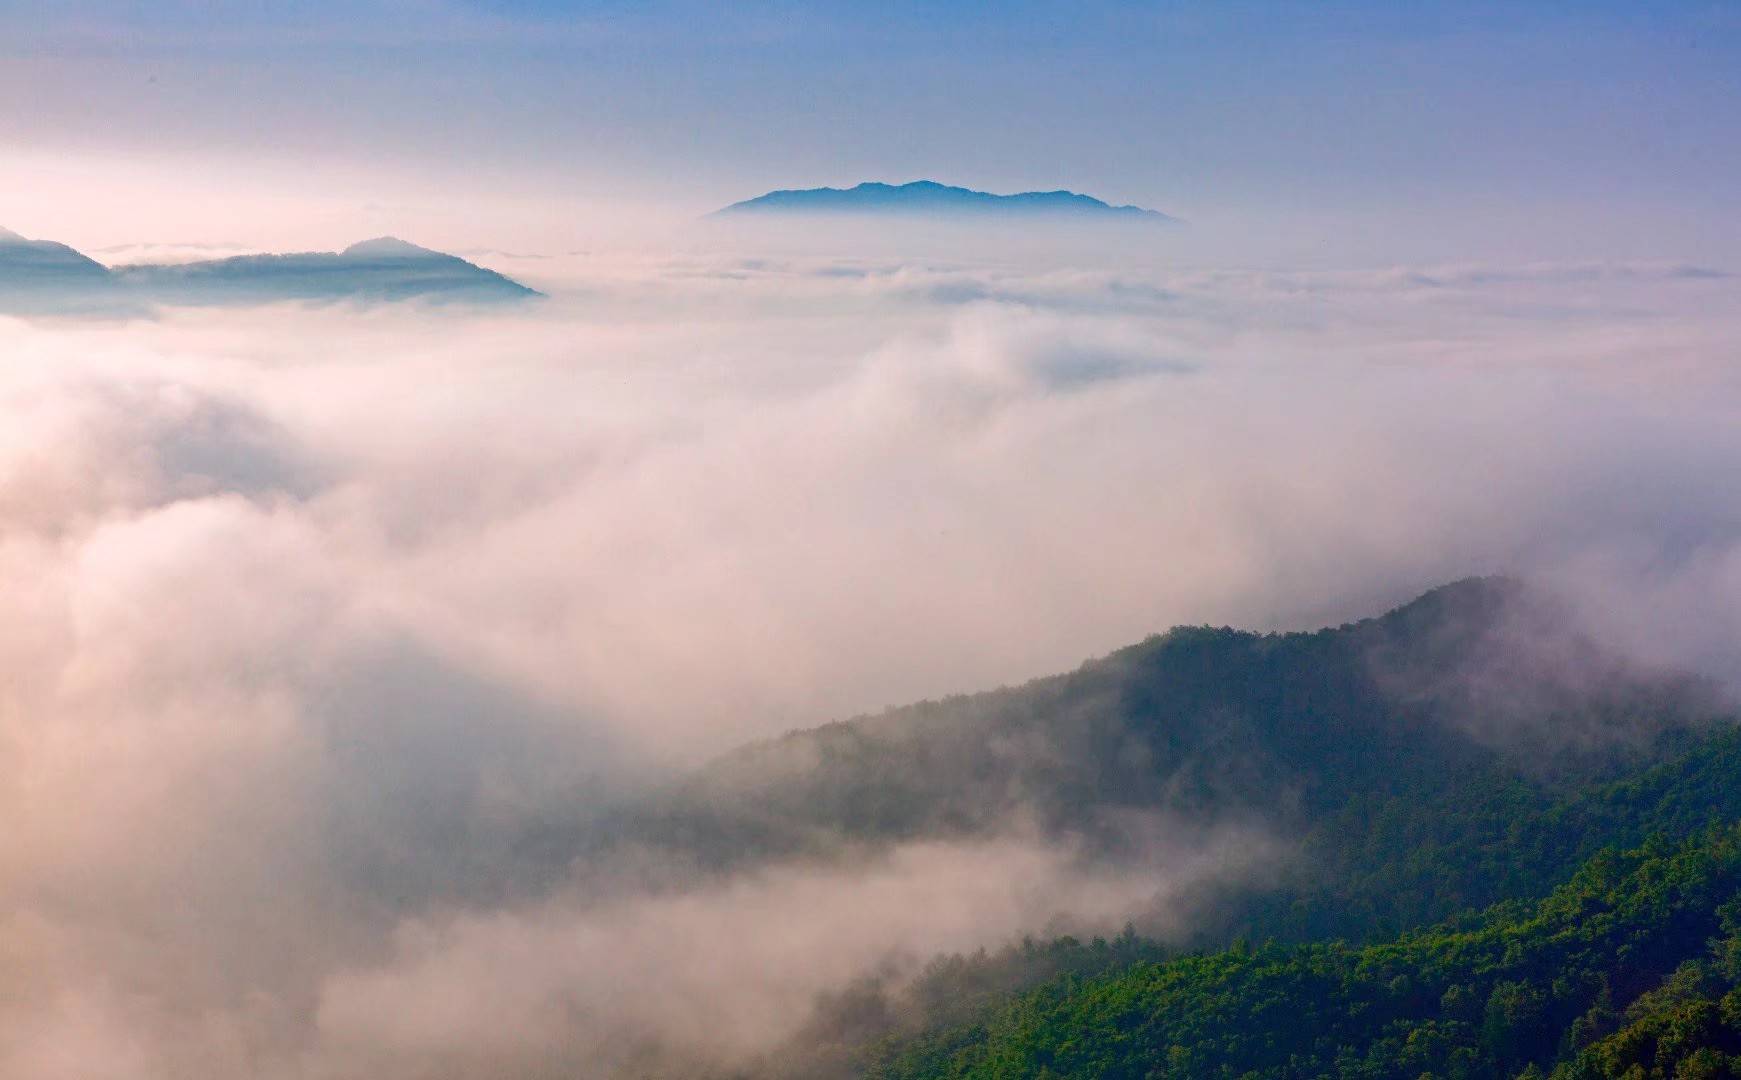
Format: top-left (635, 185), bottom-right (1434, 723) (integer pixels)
top-left (4, 241), bottom-right (1741, 1077)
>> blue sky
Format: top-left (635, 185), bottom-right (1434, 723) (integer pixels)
top-left (2, 1), bottom-right (1739, 253)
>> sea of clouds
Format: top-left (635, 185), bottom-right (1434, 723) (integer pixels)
top-left (2, 244), bottom-right (1740, 1076)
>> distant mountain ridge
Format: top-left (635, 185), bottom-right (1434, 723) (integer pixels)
top-left (113, 235), bottom-right (541, 305)
top-left (0, 228), bottom-right (540, 312)
top-left (0, 225), bottom-right (116, 281)
top-left (714, 180), bottom-right (1176, 222)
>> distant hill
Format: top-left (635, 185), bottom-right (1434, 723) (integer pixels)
top-left (0, 226), bottom-right (114, 281)
top-left (114, 237), bottom-right (542, 305)
top-left (0, 226), bottom-right (126, 313)
top-left (713, 180), bottom-right (1176, 222)
top-left (0, 229), bottom-right (540, 313)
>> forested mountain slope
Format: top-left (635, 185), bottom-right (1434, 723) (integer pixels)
top-left (877, 827), bottom-right (1741, 1079)
top-left (516, 578), bottom-right (1741, 1077)
top-left (761, 723), bottom-right (1741, 1079)
top-left (575, 577), bottom-right (1719, 891)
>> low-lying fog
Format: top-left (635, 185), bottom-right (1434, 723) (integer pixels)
top-left (3, 234), bottom-right (1740, 1077)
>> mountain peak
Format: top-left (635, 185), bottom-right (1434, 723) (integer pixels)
top-left (341, 236), bottom-right (441, 259)
top-left (0, 226), bottom-right (28, 244)
top-left (1379, 574), bottom-right (1531, 626)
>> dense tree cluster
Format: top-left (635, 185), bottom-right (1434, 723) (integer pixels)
top-left (877, 828), bottom-right (1741, 1079)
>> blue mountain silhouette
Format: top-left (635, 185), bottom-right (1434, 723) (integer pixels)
top-left (0, 230), bottom-right (540, 313)
top-left (715, 180), bottom-right (1175, 221)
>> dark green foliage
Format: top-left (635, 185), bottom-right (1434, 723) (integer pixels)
top-left (834, 724), bottom-right (1741, 1078)
top-left (1210, 723), bottom-right (1741, 949)
top-left (768, 931), bottom-right (1175, 1079)
top-left (877, 829), bottom-right (1741, 1079)
top-left (1556, 988), bottom-right (1741, 1078)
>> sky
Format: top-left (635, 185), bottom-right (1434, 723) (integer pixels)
top-left (3, 1), bottom-right (1740, 257)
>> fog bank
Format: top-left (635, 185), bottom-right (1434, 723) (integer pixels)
top-left (2, 245), bottom-right (1740, 1076)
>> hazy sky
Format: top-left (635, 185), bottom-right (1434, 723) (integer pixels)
top-left (3, 1), bottom-right (1739, 256)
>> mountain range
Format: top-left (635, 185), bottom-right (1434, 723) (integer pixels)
top-left (0, 230), bottom-right (540, 313)
top-left (714, 180), bottom-right (1176, 222)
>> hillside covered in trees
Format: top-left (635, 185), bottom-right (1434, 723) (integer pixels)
top-left (512, 578), bottom-right (1741, 1076)
top-left (738, 718), bottom-right (1741, 1078)
top-left (877, 826), bottom-right (1741, 1079)
top-left (575, 577), bottom-right (1721, 881)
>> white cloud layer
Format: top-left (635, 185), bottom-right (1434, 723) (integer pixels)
top-left (1, 248), bottom-right (1740, 1076)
